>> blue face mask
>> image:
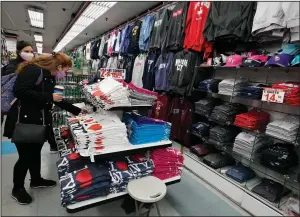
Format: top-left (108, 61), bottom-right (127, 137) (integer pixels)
top-left (55, 71), bottom-right (66, 79)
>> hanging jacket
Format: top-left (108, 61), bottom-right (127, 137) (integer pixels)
top-left (98, 35), bottom-right (106, 57)
top-left (149, 8), bottom-right (171, 51)
top-left (165, 2), bottom-right (189, 51)
top-left (184, 2), bottom-right (213, 58)
top-left (154, 52), bottom-right (174, 91)
top-left (128, 20), bottom-right (142, 54)
top-left (203, 2), bottom-right (256, 42)
top-left (139, 14), bottom-right (156, 52)
top-left (120, 24), bottom-right (134, 54)
top-left (142, 51), bottom-right (159, 90)
top-left (169, 50), bottom-right (197, 96)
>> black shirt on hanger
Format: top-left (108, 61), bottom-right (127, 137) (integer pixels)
top-left (128, 20), bottom-right (142, 54)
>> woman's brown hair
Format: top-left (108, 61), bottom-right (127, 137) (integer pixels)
top-left (16, 52), bottom-right (72, 74)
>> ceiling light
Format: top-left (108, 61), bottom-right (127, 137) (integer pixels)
top-left (54, 2), bottom-right (117, 52)
top-left (34, 35), bottom-right (43, 42)
top-left (36, 42), bottom-right (43, 48)
top-left (28, 8), bottom-right (44, 28)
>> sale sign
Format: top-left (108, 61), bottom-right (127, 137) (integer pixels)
top-left (261, 88), bottom-right (285, 103)
top-left (99, 68), bottom-right (126, 80)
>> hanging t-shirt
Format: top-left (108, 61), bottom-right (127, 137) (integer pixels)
top-left (154, 52), bottom-right (174, 91)
top-left (165, 2), bottom-right (189, 51)
top-left (98, 35), bottom-right (106, 57)
top-left (119, 54), bottom-right (136, 83)
top-left (131, 53), bottom-right (148, 88)
top-left (85, 42), bottom-right (91, 60)
top-left (139, 14), bottom-right (156, 52)
top-left (120, 24), bottom-right (134, 54)
top-left (107, 56), bottom-right (119, 69)
top-left (142, 51), bottom-right (159, 90)
top-left (128, 20), bottom-right (142, 54)
top-left (114, 30), bottom-right (121, 53)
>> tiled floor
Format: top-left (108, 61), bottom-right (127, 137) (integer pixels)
top-left (1, 140), bottom-right (250, 216)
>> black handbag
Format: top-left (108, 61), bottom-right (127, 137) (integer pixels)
top-left (11, 70), bottom-right (47, 144)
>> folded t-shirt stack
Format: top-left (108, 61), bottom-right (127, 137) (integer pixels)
top-left (281, 196), bottom-right (300, 216)
top-left (195, 98), bottom-right (219, 117)
top-left (151, 148), bottom-right (184, 180)
top-left (108, 154), bottom-right (154, 194)
top-left (259, 143), bottom-right (299, 174)
top-left (207, 126), bottom-right (240, 148)
top-left (218, 79), bottom-right (248, 96)
top-left (123, 112), bottom-right (171, 145)
top-left (251, 178), bottom-right (291, 203)
top-left (198, 79), bottom-right (222, 93)
top-left (190, 144), bottom-right (217, 157)
top-left (233, 132), bottom-right (273, 160)
top-left (191, 122), bottom-right (211, 139)
top-left (203, 152), bottom-right (235, 169)
top-left (272, 82), bottom-right (300, 106)
top-left (67, 112), bottom-right (130, 156)
top-left (234, 109), bottom-right (270, 132)
top-left (266, 115), bottom-right (300, 144)
top-left (210, 103), bottom-right (247, 125)
top-left (225, 165), bottom-right (256, 183)
top-left (235, 84), bottom-right (268, 100)
top-left (54, 126), bottom-right (77, 158)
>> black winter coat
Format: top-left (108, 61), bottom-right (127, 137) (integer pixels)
top-left (3, 64), bottom-right (81, 139)
top-left (1, 58), bottom-right (22, 77)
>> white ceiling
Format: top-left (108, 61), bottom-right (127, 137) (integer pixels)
top-left (1, 1), bottom-right (161, 53)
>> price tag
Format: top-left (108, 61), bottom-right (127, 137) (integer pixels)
top-left (261, 88), bottom-right (285, 103)
top-left (99, 68), bottom-right (126, 80)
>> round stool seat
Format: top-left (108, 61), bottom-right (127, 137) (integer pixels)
top-left (127, 176), bottom-right (167, 203)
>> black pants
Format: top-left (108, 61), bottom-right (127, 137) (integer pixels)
top-left (47, 126), bottom-right (57, 150)
top-left (13, 142), bottom-right (44, 189)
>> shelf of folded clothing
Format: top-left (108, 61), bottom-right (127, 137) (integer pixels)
top-left (66, 175), bottom-right (181, 213)
top-left (189, 131), bottom-right (208, 141)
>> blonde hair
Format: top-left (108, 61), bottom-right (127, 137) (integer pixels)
top-left (16, 52), bottom-right (72, 73)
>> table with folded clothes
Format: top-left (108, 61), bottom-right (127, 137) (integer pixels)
top-left (122, 112), bottom-right (171, 145)
top-left (225, 165), bottom-right (256, 183)
top-left (203, 152), bottom-right (235, 169)
top-left (271, 82), bottom-right (300, 106)
top-left (198, 79), bottom-right (222, 93)
top-left (233, 132), bottom-right (273, 160)
top-left (235, 84), bottom-right (270, 100)
top-left (191, 122), bottom-right (211, 139)
top-left (194, 98), bottom-right (220, 118)
top-left (190, 143), bottom-right (218, 157)
top-left (234, 109), bottom-right (270, 132)
top-left (209, 103), bottom-right (248, 125)
top-left (259, 143), bottom-right (299, 174)
top-left (151, 148), bottom-right (184, 180)
top-left (218, 79), bottom-right (249, 96)
top-left (266, 115), bottom-right (300, 145)
top-left (251, 178), bottom-right (291, 203)
top-left (206, 126), bottom-right (240, 148)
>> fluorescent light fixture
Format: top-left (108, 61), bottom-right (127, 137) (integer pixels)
top-left (28, 9), bottom-right (44, 28)
top-left (36, 42), bottom-right (43, 48)
top-left (34, 35), bottom-right (43, 42)
top-left (54, 2), bottom-right (116, 52)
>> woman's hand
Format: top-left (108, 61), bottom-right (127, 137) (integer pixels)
top-left (53, 93), bottom-right (64, 102)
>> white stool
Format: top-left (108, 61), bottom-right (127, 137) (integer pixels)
top-left (127, 176), bottom-right (167, 216)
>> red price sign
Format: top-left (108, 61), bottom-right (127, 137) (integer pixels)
top-left (99, 68), bottom-right (126, 80)
top-left (261, 88), bottom-right (285, 103)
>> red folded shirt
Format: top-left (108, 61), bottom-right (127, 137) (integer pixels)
top-left (234, 109), bottom-right (270, 131)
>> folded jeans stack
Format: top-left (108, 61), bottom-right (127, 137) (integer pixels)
top-left (151, 148), bottom-right (184, 180)
top-left (233, 132), bottom-right (273, 159)
top-left (266, 115), bottom-right (300, 144)
top-left (272, 82), bottom-right (300, 106)
top-left (207, 126), bottom-right (240, 148)
top-left (123, 112), bottom-right (171, 145)
top-left (234, 109), bottom-right (270, 132)
top-left (198, 79), bottom-right (222, 93)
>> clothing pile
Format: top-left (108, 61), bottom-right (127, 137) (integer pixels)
top-left (58, 161), bottom-right (111, 206)
top-left (281, 196), bottom-right (300, 217)
top-left (218, 79), bottom-right (248, 96)
top-left (67, 112), bottom-right (129, 156)
top-left (234, 109), bottom-right (270, 132)
top-left (150, 94), bottom-right (172, 122)
top-left (235, 84), bottom-right (268, 100)
top-left (251, 178), bottom-right (291, 203)
top-left (191, 122), bottom-right (211, 139)
top-left (206, 126), bottom-right (240, 148)
top-left (151, 148), bottom-right (184, 180)
top-left (272, 82), bottom-right (300, 106)
top-left (225, 165), bottom-right (256, 183)
top-left (233, 132), bottom-right (272, 160)
top-left (123, 112), bottom-right (171, 145)
top-left (53, 127), bottom-right (77, 158)
top-left (194, 98), bottom-right (218, 117)
top-left (203, 153), bottom-right (235, 169)
top-left (108, 154), bottom-right (154, 194)
top-left (266, 115), bottom-right (300, 144)
top-left (210, 103), bottom-right (247, 125)
top-left (259, 143), bottom-right (299, 174)
top-left (198, 79), bottom-right (221, 93)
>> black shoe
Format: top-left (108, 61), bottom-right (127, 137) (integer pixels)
top-left (50, 147), bottom-right (58, 153)
top-left (11, 188), bottom-right (32, 205)
top-left (30, 178), bottom-right (57, 188)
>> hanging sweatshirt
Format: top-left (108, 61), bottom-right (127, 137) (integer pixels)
top-left (184, 2), bottom-right (213, 58)
top-left (98, 35), bottom-right (106, 57)
top-left (154, 52), bottom-right (174, 91)
top-left (169, 50), bottom-right (197, 96)
top-left (128, 20), bottom-right (142, 54)
top-left (142, 51), bottom-right (159, 90)
top-left (114, 30), bottom-right (121, 53)
top-left (139, 14), bottom-right (156, 52)
top-left (131, 53), bottom-right (148, 88)
top-left (165, 2), bottom-right (189, 51)
top-left (85, 43), bottom-right (91, 60)
top-left (149, 8), bottom-right (171, 51)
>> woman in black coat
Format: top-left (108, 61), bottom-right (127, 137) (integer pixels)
top-left (4, 52), bottom-right (82, 205)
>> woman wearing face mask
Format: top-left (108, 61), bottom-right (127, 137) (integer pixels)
top-left (3, 52), bottom-right (83, 205)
